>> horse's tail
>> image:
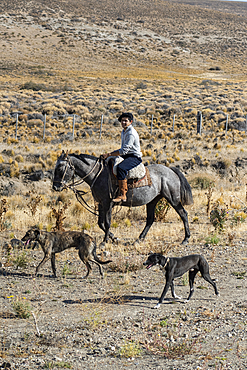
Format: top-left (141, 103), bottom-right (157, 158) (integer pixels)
top-left (170, 167), bottom-right (193, 206)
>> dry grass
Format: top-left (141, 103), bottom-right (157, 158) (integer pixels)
top-left (0, 2), bottom-right (247, 368)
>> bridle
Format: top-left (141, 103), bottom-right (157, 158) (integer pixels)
top-left (54, 155), bottom-right (104, 216)
top-left (58, 156), bottom-right (75, 188)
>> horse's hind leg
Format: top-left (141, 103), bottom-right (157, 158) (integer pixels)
top-left (173, 202), bottom-right (190, 245)
top-left (138, 197), bottom-right (161, 241)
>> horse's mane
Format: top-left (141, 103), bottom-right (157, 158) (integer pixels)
top-left (70, 153), bottom-right (97, 161)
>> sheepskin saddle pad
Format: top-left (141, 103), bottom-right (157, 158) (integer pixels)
top-left (112, 156), bottom-right (146, 179)
top-left (107, 156), bottom-right (152, 189)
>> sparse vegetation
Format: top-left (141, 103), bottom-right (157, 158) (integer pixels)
top-left (119, 340), bottom-right (142, 358)
top-left (0, 0), bottom-right (247, 369)
top-left (11, 297), bottom-right (32, 319)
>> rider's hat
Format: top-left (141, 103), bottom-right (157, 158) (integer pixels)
top-left (118, 112), bottom-right (133, 122)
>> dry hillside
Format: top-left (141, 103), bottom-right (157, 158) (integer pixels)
top-left (0, 1), bottom-right (247, 370)
top-left (0, 0), bottom-right (247, 85)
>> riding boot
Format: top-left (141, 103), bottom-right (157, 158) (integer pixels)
top-left (113, 179), bottom-right (128, 202)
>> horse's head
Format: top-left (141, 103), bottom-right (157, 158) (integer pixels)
top-left (52, 151), bottom-right (75, 191)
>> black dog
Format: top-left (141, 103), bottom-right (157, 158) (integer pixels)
top-left (143, 253), bottom-right (219, 309)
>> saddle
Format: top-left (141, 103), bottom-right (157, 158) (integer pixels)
top-left (107, 156), bottom-right (152, 189)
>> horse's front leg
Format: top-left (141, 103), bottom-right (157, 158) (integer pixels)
top-left (98, 203), bottom-right (116, 246)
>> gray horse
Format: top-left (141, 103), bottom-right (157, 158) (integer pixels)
top-left (52, 151), bottom-right (193, 245)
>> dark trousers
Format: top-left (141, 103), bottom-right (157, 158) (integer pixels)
top-left (117, 155), bottom-right (142, 180)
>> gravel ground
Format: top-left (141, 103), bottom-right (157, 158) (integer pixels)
top-left (0, 238), bottom-right (246, 370)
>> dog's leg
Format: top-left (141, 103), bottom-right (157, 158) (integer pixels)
top-left (170, 280), bottom-right (181, 299)
top-left (83, 261), bottom-right (92, 278)
top-left (199, 258), bottom-right (219, 296)
top-left (153, 282), bottom-right (171, 309)
top-left (35, 253), bottom-right (50, 276)
top-left (153, 264), bottom-right (177, 308)
top-left (51, 253), bottom-right (57, 278)
top-left (77, 249), bottom-right (91, 278)
top-left (89, 259), bottom-right (104, 277)
top-left (185, 269), bottom-right (198, 302)
top-left (202, 273), bottom-right (219, 296)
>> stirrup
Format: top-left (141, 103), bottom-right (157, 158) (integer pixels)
top-left (112, 195), bottom-right (126, 203)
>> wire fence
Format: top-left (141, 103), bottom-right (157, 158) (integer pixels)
top-left (7, 111), bottom-right (247, 141)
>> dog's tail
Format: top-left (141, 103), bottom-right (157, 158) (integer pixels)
top-left (94, 254), bottom-right (112, 264)
top-left (92, 241), bottom-right (112, 265)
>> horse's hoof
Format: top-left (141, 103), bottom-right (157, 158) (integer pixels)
top-left (181, 239), bottom-right (189, 245)
top-left (99, 242), bottom-right (106, 249)
top-left (133, 239), bottom-right (141, 245)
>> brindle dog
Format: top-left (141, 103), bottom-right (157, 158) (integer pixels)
top-left (22, 228), bottom-right (112, 278)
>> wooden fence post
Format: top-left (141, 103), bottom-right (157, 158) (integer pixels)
top-left (43, 114), bottom-right (46, 140)
top-left (225, 114), bottom-right (228, 135)
top-left (197, 111), bottom-right (202, 134)
top-left (99, 115), bottom-right (103, 139)
top-left (150, 114), bottom-right (153, 134)
top-left (172, 114), bottom-right (175, 132)
top-left (72, 114), bottom-right (75, 140)
top-left (15, 113), bottom-right (18, 140)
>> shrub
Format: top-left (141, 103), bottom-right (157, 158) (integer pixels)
top-left (62, 263), bottom-right (73, 277)
top-left (233, 211), bottom-right (247, 225)
top-left (155, 198), bottom-right (170, 221)
top-left (210, 198), bottom-right (228, 232)
top-left (189, 175), bottom-right (215, 189)
top-left (205, 233), bottom-right (220, 246)
top-left (124, 218), bottom-right (131, 227)
top-left (15, 155), bottom-right (24, 163)
top-left (12, 251), bottom-right (30, 269)
top-left (51, 201), bottom-right (70, 231)
top-left (81, 222), bottom-right (91, 230)
top-left (119, 340), bottom-right (142, 358)
top-left (20, 81), bottom-right (48, 91)
top-left (12, 298), bottom-right (32, 319)
top-left (25, 192), bottom-right (42, 217)
top-left (0, 198), bottom-right (8, 230)
top-left (109, 255), bottom-right (143, 273)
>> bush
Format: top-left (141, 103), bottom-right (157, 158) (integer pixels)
top-left (12, 251), bottom-right (30, 269)
top-left (210, 199), bottom-right (228, 232)
top-left (155, 198), bottom-right (170, 221)
top-left (20, 81), bottom-right (48, 91)
top-left (119, 340), bottom-right (142, 358)
top-left (12, 298), bottom-right (32, 319)
top-left (189, 175), bottom-right (215, 189)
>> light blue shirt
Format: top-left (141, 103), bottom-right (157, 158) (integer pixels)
top-left (119, 125), bottom-right (142, 157)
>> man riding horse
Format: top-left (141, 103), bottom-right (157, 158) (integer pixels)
top-left (102, 112), bottom-right (142, 203)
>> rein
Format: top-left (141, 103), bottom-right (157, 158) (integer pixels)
top-left (66, 156), bottom-right (103, 216)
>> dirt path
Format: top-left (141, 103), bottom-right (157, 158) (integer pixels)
top-left (0, 238), bottom-right (246, 369)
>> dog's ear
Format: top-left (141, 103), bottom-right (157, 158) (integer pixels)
top-left (34, 229), bottom-right (41, 238)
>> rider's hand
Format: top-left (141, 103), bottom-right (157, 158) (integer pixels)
top-left (102, 153), bottom-right (110, 160)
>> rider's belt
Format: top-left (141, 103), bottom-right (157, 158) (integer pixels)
top-left (121, 154), bottom-right (142, 161)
